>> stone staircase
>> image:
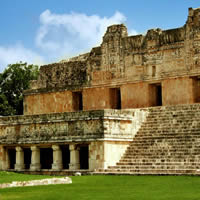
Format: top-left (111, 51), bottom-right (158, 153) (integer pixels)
top-left (98, 104), bottom-right (200, 175)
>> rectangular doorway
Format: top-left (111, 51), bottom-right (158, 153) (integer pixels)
top-left (24, 148), bottom-right (31, 169)
top-left (40, 148), bottom-right (53, 169)
top-left (110, 88), bottom-right (121, 109)
top-left (156, 84), bottom-right (162, 106)
top-left (8, 149), bottom-right (16, 169)
top-left (61, 145), bottom-right (70, 169)
top-left (72, 91), bottom-right (83, 111)
top-left (192, 77), bottom-right (200, 103)
top-left (150, 83), bottom-right (162, 106)
top-left (79, 145), bottom-right (89, 169)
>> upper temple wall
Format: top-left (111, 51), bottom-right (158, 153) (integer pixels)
top-left (25, 7), bottom-right (200, 94)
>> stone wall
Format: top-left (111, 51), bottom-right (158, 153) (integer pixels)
top-left (121, 82), bottom-right (151, 108)
top-left (0, 109), bottom-right (148, 145)
top-left (162, 77), bottom-right (194, 105)
top-left (83, 87), bottom-right (120, 110)
top-left (89, 141), bottom-right (130, 170)
top-left (103, 109), bottom-right (148, 140)
top-left (103, 141), bottom-right (129, 169)
top-left (23, 7), bottom-right (200, 114)
top-left (34, 61), bottom-right (88, 89)
top-left (24, 90), bottom-right (73, 115)
top-left (89, 142), bottom-right (104, 170)
top-left (0, 111), bottom-right (104, 144)
top-left (24, 77), bottom-right (200, 115)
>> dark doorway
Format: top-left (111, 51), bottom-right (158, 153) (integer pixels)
top-left (110, 88), bottom-right (121, 109)
top-left (8, 149), bottom-right (16, 169)
top-left (40, 148), bottom-right (53, 169)
top-left (24, 148), bottom-right (31, 169)
top-left (72, 92), bottom-right (83, 111)
top-left (79, 145), bottom-right (89, 169)
top-left (192, 77), bottom-right (200, 103)
top-left (156, 84), bottom-right (162, 106)
top-left (150, 83), bottom-right (162, 106)
top-left (61, 145), bottom-right (70, 169)
top-left (116, 88), bottom-right (121, 109)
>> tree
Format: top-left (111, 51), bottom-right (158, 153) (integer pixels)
top-left (0, 62), bottom-right (39, 116)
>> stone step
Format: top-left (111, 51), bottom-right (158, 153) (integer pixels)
top-left (146, 115), bottom-right (200, 119)
top-left (124, 152), bottom-right (199, 157)
top-left (126, 145), bottom-right (200, 150)
top-left (128, 141), bottom-right (199, 145)
top-left (122, 152), bottom-right (200, 157)
top-left (115, 162), bottom-right (200, 166)
top-left (108, 165), bottom-right (200, 170)
top-left (121, 154), bottom-right (200, 160)
top-left (126, 147), bottom-right (200, 151)
top-left (124, 151), bottom-right (200, 156)
top-left (126, 144), bottom-right (198, 149)
top-left (120, 158), bottom-right (200, 163)
top-left (104, 104), bottom-right (200, 175)
top-left (133, 135), bottom-right (200, 139)
top-left (127, 143), bottom-right (199, 148)
top-left (132, 135), bottom-right (199, 140)
top-left (96, 169), bottom-right (200, 175)
top-left (139, 127), bottom-right (200, 131)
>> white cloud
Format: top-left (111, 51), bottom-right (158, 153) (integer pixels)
top-left (0, 44), bottom-right (44, 72)
top-left (0, 10), bottom-right (138, 72)
top-left (36, 10), bottom-right (136, 61)
top-left (129, 29), bottom-right (138, 36)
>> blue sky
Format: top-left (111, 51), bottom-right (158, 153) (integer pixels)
top-left (0, 0), bottom-right (199, 72)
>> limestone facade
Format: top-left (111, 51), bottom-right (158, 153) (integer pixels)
top-left (1, 7), bottom-right (200, 174)
top-left (24, 7), bottom-right (200, 115)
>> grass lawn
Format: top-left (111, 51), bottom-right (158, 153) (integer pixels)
top-left (0, 172), bottom-right (200, 200)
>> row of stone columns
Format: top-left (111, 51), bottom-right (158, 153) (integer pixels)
top-left (8, 144), bottom-right (81, 171)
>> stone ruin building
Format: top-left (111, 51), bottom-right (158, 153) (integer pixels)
top-left (1, 7), bottom-right (200, 175)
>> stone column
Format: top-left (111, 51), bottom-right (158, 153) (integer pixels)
top-left (52, 145), bottom-right (63, 170)
top-left (30, 146), bottom-right (41, 171)
top-left (2, 148), bottom-right (9, 170)
top-left (88, 143), bottom-right (94, 171)
top-left (69, 144), bottom-right (80, 170)
top-left (14, 147), bottom-right (25, 171)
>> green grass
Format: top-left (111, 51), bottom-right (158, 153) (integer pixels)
top-left (0, 172), bottom-right (200, 200)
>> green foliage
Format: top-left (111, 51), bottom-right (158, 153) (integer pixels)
top-left (0, 174), bottom-right (200, 200)
top-left (0, 62), bottom-right (39, 116)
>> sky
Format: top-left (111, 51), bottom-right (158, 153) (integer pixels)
top-left (0, 0), bottom-right (199, 72)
